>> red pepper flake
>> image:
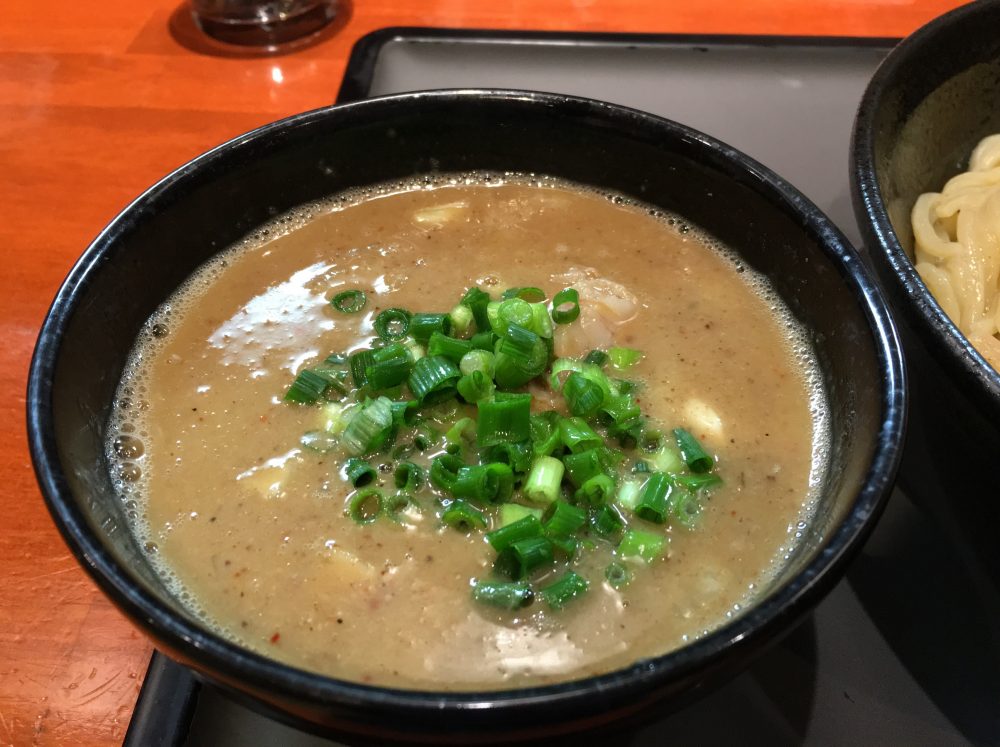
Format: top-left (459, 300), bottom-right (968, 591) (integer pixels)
top-left (270, 632), bottom-right (281, 644)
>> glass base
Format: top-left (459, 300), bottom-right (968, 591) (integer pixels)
top-left (191, 1), bottom-right (337, 48)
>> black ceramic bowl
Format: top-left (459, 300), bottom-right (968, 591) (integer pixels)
top-left (29, 91), bottom-right (904, 743)
top-left (852, 1), bottom-right (1000, 576)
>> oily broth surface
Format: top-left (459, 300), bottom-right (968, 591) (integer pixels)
top-left (109, 176), bottom-right (825, 690)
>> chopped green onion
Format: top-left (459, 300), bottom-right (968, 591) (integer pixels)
top-left (494, 298), bottom-right (534, 338)
top-left (499, 503), bottom-right (543, 526)
top-left (347, 488), bottom-right (383, 524)
top-left (300, 430), bottom-right (338, 452)
top-left (549, 535), bottom-right (578, 558)
top-left (529, 303), bottom-right (554, 339)
top-left (590, 504), bottom-right (625, 536)
top-left (523, 456), bottom-right (564, 504)
top-left (477, 393), bottom-right (531, 447)
top-left (429, 453), bottom-right (463, 493)
top-left (562, 371), bottom-right (605, 417)
top-left (502, 286), bottom-right (546, 303)
top-left (385, 491), bottom-right (416, 517)
top-left (409, 313), bottom-right (452, 342)
top-left (427, 332), bottom-right (473, 363)
top-left (349, 349), bottom-right (376, 389)
top-left (482, 441), bottom-right (533, 474)
top-left (616, 479), bottom-right (643, 511)
top-left (459, 349), bottom-right (495, 377)
top-left (486, 515), bottom-right (543, 551)
top-left (320, 401), bottom-right (354, 435)
top-left (650, 444), bottom-right (685, 473)
top-left (441, 499), bottom-right (487, 531)
top-left (605, 562), bottom-right (632, 589)
top-left (413, 424), bottom-right (438, 451)
top-left (460, 287), bottom-right (492, 331)
top-left (402, 338), bottom-right (425, 361)
top-left (472, 580), bottom-right (533, 610)
top-left (449, 303), bottom-right (474, 338)
top-left (558, 417), bottom-right (602, 453)
top-left (284, 369), bottom-right (331, 404)
top-left (331, 289), bottom-right (367, 314)
top-left (494, 536), bottom-right (554, 580)
top-left (540, 571), bottom-right (588, 609)
top-left (341, 397), bottom-right (394, 456)
top-left (632, 459), bottom-right (651, 474)
top-left (408, 355), bottom-right (460, 403)
top-left (365, 342), bottom-right (413, 390)
top-left (673, 428), bottom-right (714, 473)
top-left (389, 399), bottom-right (421, 429)
top-left (618, 529), bottom-right (667, 562)
top-left (445, 417), bottom-right (476, 446)
top-left (584, 349), bottom-right (609, 367)
top-left (562, 448), bottom-right (606, 487)
top-left (493, 324), bottom-right (548, 388)
top-left (529, 411), bottom-right (563, 457)
top-left (373, 308), bottom-right (412, 341)
top-left (576, 474), bottom-right (616, 507)
top-left (457, 370), bottom-right (495, 403)
top-left (634, 472), bottom-right (672, 524)
top-left (608, 347), bottom-right (643, 370)
top-left (667, 486), bottom-right (703, 529)
top-left (542, 500), bottom-right (587, 538)
top-left (323, 352), bottom-right (348, 365)
top-left (343, 457), bottom-right (376, 487)
top-left (672, 473), bottom-right (723, 492)
top-left (470, 330), bottom-right (497, 351)
top-left (452, 463), bottom-right (513, 503)
top-left (549, 358), bottom-right (583, 392)
top-left (394, 461), bottom-right (423, 491)
top-left (550, 288), bottom-right (580, 324)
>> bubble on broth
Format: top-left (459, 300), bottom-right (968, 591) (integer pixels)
top-left (105, 169), bottom-right (832, 645)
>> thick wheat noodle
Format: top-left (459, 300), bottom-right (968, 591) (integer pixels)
top-left (913, 134), bottom-right (1000, 368)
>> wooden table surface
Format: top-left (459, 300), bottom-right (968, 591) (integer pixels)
top-left (0, 0), bottom-right (967, 744)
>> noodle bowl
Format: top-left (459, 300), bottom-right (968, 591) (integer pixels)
top-left (912, 134), bottom-right (1000, 367)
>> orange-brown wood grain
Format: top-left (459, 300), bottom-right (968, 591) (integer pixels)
top-left (0, 1), bottom-right (968, 744)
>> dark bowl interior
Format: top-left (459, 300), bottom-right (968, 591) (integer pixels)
top-left (851, 0), bottom-right (1000, 575)
top-left (29, 90), bottom-right (904, 743)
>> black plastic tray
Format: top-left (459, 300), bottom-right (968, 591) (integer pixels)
top-left (124, 28), bottom-right (1000, 747)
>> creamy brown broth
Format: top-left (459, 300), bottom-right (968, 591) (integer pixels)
top-left (110, 177), bottom-right (826, 690)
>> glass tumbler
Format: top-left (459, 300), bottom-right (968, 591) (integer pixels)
top-left (189, 0), bottom-right (338, 48)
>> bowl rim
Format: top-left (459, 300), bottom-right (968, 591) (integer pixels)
top-left (27, 88), bottom-right (906, 727)
top-left (851, 0), bottom-right (1000, 414)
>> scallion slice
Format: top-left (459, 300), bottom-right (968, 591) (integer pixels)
top-left (441, 499), bottom-right (487, 531)
top-left (408, 355), bottom-right (460, 403)
top-left (457, 370), bottom-right (495, 403)
top-left (590, 504), bottom-right (625, 536)
top-left (529, 411), bottom-right (563, 457)
top-left (343, 457), bottom-right (376, 487)
top-left (470, 330), bottom-right (497, 351)
top-left (562, 448), bottom-right (606, 487)
top-left (523, 456), bottom-right (564, 504)
top-left (284, 369), bottom-right (331, 404)
top-left (575, 473), bottom-right (616, 507)
top-left (429, 453), bottom-right (463, 493)
top-left (558, 417), bottom-right (602, 453)
top-left (486, 514), bottom-right (543, 552)
top-left (605, 562), bottom-right (632, 589)
top-left (349, 349), bottom-right (376, 389)
top-left (373, 308), bottom-right (412, 341)
top-left (460, 287), bottom-right (492, 331)
top-left (493, 536), bottom-right (554, 580)
top-left (449, 303), bottom-right (474, 338)
top-left (477, 393), bottom-right (531, 447)
top-left (499, 503), bottom-right (543, 526)
top-left (502, 286), bottom-right (546, 303)
top-left (482, 440), bottom-right (533, 474)
top-left (365, 342), bottom-right (413, 391)
top-left (472, 580), bottom-right (534, 610)
top-left (540, 571), bottom-right (588, 609)
top-left (494, 298), bottom-right (534, 338)
top-left (550, 288), bottom-right (580, 324)
top-left (341, 397), bottom-right (394, 456)
top-left (667, 486), bottom-right (703, 529)
top-left (331, 289), bottom-right (367, 314)
top-left (409, 313), bottom-right (452, 342)
top-left (608, 346), bottom-right (643, 370)
top-left (673, 428), bottom-right (714, 473)
top-left (562, 371), bottom-right (605, 417)
top-left (634, 472), bottom-right (672, 524)
top-left (585, 349), bottom-right (609, 367)
top-left (347, 488), bottom-right (383, 524)
top-left (672, 473), bottom-right (723, 492)
top-left (616, 479), bottom-right (643, 511)
top-left (459, 349), bottom-right (495, 377)
top-left (493, 324), bottom-right (548, 388)
top-left (452, 463), bottom-right (514, 503)
top-left (617, 529), bottom-right (667, 562)
top-left (394, 461), bottom-right (424, 491)
top-left (427, 332), bottom-right (473, 363)
top-left (650, 444), bottom-right (685, 473)
top-left (542, 500), bottom-right (587, 538)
